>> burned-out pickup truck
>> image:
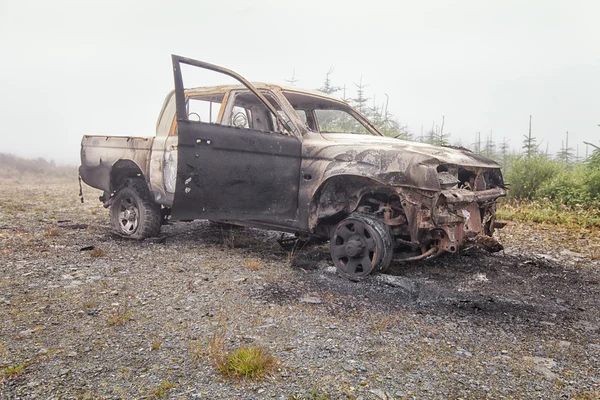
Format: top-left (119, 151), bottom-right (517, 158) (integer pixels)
top-left (80, 55), bottom-right (506, 279)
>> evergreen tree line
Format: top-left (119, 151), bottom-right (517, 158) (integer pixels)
top-left (299, 68), bottom-right (600, 208)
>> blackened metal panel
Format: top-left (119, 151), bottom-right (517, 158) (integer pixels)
top-left (171, 120), bottom-right (302, 223)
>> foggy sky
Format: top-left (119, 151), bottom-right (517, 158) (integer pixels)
top-left (1, 0), bottom-right (598, 164)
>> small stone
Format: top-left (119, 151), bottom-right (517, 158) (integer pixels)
top-left (110, 290), bottom-right (119, 296)
top-left (343, 364), bottom-right (355, 373)
top-left (299, 295), bottom-right (322, 304)
top-left (523, 356), bottom-right (557, 380)
top-left (558, 340), bottom-right (571, 349)
top-left (67, 351), bottom-right (77, 357)
top-left (59, 368), bottom-right (70, 376)
top-left (19, 329), bottom-right (35, 338)
top-left (559, 249), bottom-right (584, 258)
top-left (369, 389), bottom-right (388, 399)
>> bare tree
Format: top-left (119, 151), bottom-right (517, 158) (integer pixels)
top-left (285, 69), bottom-right (298, 86)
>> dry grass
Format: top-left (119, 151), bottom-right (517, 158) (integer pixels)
top-left (222, 229), bottom-right (236, 249)
top-left (207, 318), bottom-right (227, 363)
top-left (289, 387), bottom-right (333, 400)
top-left (151, 340), bottom-right (162, 351)
top-left (370, 314), bottom-right (399, 333)
top-left (90, 248), bottom-right (105, 258)
top-left (498, 199), bottom-right (600, 230)
top-left (243, 258), bottom-right (263, 271)
top-left (107, 302), bottom-right (132, 326)
top-left (44, 227), bottom-right (60, 238)
top-left (149, 380), bottom-right (176, 399)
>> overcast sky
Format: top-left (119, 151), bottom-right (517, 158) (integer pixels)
top-left (1, 0), bottom-right (598, 164)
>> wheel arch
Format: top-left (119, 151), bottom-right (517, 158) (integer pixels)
top-left (308, 174), bottom-right (397, 232)
top-left (110, 159), bottom-right (148, 193)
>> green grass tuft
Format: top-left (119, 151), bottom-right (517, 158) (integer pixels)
top-left (217, 346), bottom-right (278, 380)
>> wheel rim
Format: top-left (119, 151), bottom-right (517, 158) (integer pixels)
top-left (117, 196), bottom-right (139, 234)
top-left (331, 219), bottom-right (379, 278)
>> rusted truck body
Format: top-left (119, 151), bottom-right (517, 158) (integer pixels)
top-left (80, 55), bottom-right (506, 279)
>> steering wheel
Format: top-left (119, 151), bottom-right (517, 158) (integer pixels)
top-left (188, 112), bottom-right (201, 122)
top-left (232, 112), bottom-right (248, 128)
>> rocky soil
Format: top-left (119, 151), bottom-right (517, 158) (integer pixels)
top-left (1, 177), bottom-right (599, 399)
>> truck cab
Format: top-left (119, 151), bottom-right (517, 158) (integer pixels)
top-left (80, 55), bottom-right (506, 280)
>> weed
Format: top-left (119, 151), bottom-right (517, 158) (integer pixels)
top-left (107, 303), bottom-right (132, 326)
top-left (149, 380), bottom-right (176, 399)
top-left (222, 229), bottom-right (235, 248)
top-left (189, 339), bottom-right (206, 363)
top-left (371, 315), bottom-right (398, 333)
top-left (286, 241), bottom-right (302, 266)
top-left (82, 300), bottom-right (98, 310)
top-left (44, 227), bottom-right (60, 238)
top-left (90, 248), bottom-right (105, 258)
top-left (3, 363), bottom-right (25, 378)
top-left (199, 318), bottom-right (278, 380)
top-left (244, 258), bottom-right (263, 271)
top-left (288, 387), bottom-right (332, 400)
top-left (73, 389), bottom-right (98, 400)
top-left (217, 346), bottom-right (278, 380)
top-left (207, 318), bottom-right (227, 364)
top-left (151, 340), bottom-right (162, 351)
top-left (571, 391), bottom-right (600, 400)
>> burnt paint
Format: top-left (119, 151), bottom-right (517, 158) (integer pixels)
top-left (171, 120), bottom-right (302, 223)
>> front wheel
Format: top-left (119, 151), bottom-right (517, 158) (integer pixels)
top-left (110, 179), bottom-right (161, 239)
top-left (330, 214), bottom-right (393, 280)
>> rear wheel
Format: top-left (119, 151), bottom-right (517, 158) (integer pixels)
top-left (330, 214), bottom-right (393, 280)
top-left (110, 179), bottom-right (161, 239)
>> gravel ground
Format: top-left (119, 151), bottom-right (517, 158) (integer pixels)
top-left (1, 177), bottom-right (599, 399)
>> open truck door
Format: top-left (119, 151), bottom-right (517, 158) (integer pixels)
top-left (170, 55), bottom-right (302, 225)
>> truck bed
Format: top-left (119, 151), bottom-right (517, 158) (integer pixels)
top-left (79, 135), bottom-right (154, 193)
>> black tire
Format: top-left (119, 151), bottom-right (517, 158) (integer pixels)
top-left (330, 213), bottom-right (393, 280)
top-left (110, 178), bottom-right (161, 239)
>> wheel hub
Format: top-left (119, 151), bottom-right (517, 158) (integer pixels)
top-left (345, 236), bottom-right (365, 257)
top-left (123, 208), bottom-right (137, 221)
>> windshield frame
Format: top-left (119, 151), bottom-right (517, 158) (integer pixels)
top-left (280, 89), bottom-right (384, 137)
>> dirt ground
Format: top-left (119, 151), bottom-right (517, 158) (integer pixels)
top-left (1, 177), bottom-right (599, 399)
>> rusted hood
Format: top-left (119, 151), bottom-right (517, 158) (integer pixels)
top-left (320, 133), bottom-right (501, 169)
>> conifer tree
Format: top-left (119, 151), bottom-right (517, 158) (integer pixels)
top-left (522, 115), bottom-right (538, 158)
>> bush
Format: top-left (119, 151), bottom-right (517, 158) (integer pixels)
top-left (504, 156), bottom-right (562, 200)
top-left (537, 164), bottom-right (593, 207)
top-left (501, 153), bottom-right (600, 228)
